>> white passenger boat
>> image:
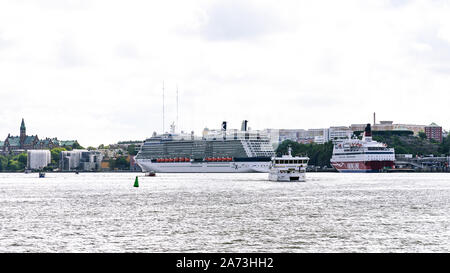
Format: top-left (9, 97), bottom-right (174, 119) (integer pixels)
top-left (269, 147), bottom-right (309, 182)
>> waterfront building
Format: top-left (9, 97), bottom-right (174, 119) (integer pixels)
top-left (373, 121), bottom-right (395, 131)
top-left (60, 150), bottom-right (103, 171)
top-left (425, 123), bottom-right (443, 142)
top-left (116, 141), bottom-right (143, 151)
top-left (314, 135), bottom-right (326, 144)
top-left (350, 124), bottom-right (367, 132)
top-left (326, 126), bottom-right (353, 143)
top-left (370, 113), bottom-right (425, 136)
top-left (100, 160), bottom-right (110, 171)
top-left (265, 127), bottom-right (351, 145)
top-left (392, 124), bottom-right (425, 136)
top-left (2, 119), bottom-right (38, 153)
top-left (352, 120), bottom-right (425, 136)
top-left (263, 129), bottom-right (281, 147)
top-left (263, 128), bottom-right (319, 144)
top-left (27, 150), bottom-right (51, 170)
top-left (1, 119), bottom-right (79, 154)
top-left (98, 148), bottom-right (126, 159)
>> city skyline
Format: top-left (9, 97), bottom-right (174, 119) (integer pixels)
top-left (1, 0), bottom-right (450, 146)
top-left (0, 115), bottom-right (444, 148)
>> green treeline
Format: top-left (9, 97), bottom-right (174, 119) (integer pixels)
top-left (276, 140), bottom-right (334, 167)
top-left (0, 153), bottom-right (27, 171)
top-left (109, 156), bottom-right (130, 170)
top-left (373, 134), bottom-right (450, 157)
top-left (0, 144), bottom-right (84, 172)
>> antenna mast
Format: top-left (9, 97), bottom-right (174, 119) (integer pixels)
top-left (176, 84), bottom-right (179, 133)
top-left (162, 81), bottom-right (165, 133)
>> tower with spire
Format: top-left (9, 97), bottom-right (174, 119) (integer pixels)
top-left (20, 118), bottom-right (26, 148)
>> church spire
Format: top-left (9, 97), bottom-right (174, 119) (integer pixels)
top-left (20, 118), bottom-right (26, 131)
top-left (20, 118), bottom-right (26, 148)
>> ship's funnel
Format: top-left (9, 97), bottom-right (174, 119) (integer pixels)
top-left (241, 120), bottom-right (248, 131)
top-left (221, 121), bottom-right (227, 131)
top-left (364, 123), bottom-right (372, 137)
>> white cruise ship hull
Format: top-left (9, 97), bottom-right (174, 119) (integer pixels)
top-left (136, 159), bottom-right (271, 173)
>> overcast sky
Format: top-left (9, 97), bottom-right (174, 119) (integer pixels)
top-left (1, 0), bottom-right (449, 147)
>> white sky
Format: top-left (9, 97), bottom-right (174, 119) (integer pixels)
top-left (1, 0), bottom-right (449, 147)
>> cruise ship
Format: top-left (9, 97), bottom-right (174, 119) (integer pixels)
top-left (135, 121), bottom-right (275, 173)
top-left (330, 124), bottom-right (395, 173)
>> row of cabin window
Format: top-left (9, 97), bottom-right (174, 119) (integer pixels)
top-left (275, 160), bottom-right (307, 164)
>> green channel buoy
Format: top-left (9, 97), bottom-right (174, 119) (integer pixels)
top-left (134, 176), bottom-right (139, 187)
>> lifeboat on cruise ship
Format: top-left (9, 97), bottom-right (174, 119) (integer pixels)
top-left (174, 158), bottom-right (179, 162)
top-left (185, 158), bottom-right (190, 162)
top-left (212, 157), bottom-right (217, 161)
top-left (156, 159), bottom-right (161, 163)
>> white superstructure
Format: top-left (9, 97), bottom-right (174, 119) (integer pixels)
top-left (269, 147), bottom-right (309, 182)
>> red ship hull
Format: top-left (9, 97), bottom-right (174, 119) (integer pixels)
top-left (331, 161), bottom-right (394, 173)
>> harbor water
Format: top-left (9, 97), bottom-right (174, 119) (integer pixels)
top-left (0, 172), bottom-right (449, 252)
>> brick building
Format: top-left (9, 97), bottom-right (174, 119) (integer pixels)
top-left (1, 119), bottom-right (78, 154)
top-left (424, 123), bottom-right (443, 142)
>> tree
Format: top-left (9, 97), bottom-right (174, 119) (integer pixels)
top-left (109, 156), bottom-right (129, 170)
top-left (419, 131), bottom-right (427, 140)
top-left (17, 153), bottom-right (27, 166)
top-left (276, 140), bottom-right (334, 167)
top-left (127, 144), bottom-right (138, 156)
top-left (439, 135), bottom-right (450, 155)
top-left (0, 155), bottom-right (8, 171)
top-left (72, 141), bottom-right (84, 149)
top-left (51, 147), bottom-right (67, 167)
top-left (7, 160), bottom-right (22, 171)
top-left (115, 156), bottom-right (129, 170)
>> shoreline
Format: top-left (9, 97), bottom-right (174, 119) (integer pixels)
top-left (1, 170), bottom-right (450, 174)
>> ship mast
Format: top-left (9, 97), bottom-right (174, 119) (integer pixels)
top-left (176, 84), bottom-right (179, 133)
top-left (162, 81), bottom-right (165, 133)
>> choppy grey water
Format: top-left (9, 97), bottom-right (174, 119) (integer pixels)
top-left (0, 172), bottom-right (449, 252)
